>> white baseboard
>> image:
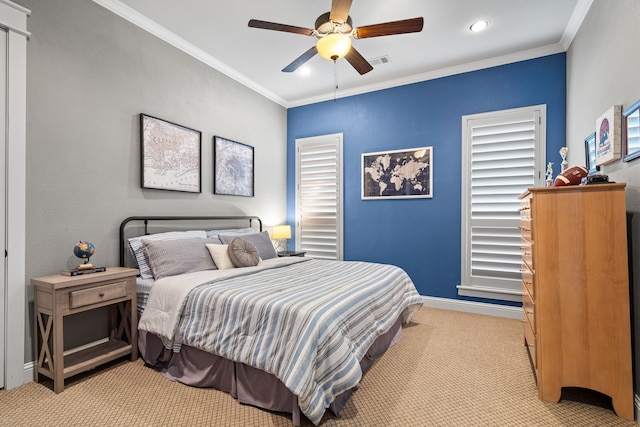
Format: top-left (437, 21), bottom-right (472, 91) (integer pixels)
top-left (421, 295), bottom-right (523, 320)
top-left (23, 361), bottom-right (33, 385)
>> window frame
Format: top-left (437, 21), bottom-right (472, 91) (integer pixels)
top-left (458, 105), bottom-right (546, 302)
top-left (294, 133), bottom-right (344, 260)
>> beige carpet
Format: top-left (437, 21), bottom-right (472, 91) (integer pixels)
top-left (0, 307), bottom-right (635, 426)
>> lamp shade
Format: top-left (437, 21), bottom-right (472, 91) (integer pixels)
top-left (316, 33), bottom-right (352, 61)
top-left (272, 225), bottom-right (291, 240)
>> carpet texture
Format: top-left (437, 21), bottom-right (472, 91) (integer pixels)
top-left (0, 307), bottom-right (635, 426)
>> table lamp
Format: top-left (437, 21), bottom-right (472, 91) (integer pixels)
top-left (272, 225), bottom-right (291, 252)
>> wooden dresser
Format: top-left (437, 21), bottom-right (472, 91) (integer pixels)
top-left (518, 183), bottom-right (633, 421)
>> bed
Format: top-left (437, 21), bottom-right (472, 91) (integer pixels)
top-left (119, 216), bottom-right (423, 426)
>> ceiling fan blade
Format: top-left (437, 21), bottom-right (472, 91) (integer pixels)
top-left (248, 19), bottom-right (314, 36)
top-left (354, 17), bottom-right (424, 39)
top-left (282, 46), bottom-right (318, 72)
top-left (345, 46), bottom-right (373, 75)
top-left (329, 0), bottom-right (353, 23)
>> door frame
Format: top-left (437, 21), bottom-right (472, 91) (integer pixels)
top-left (0, 0), bottom-right (29, 390)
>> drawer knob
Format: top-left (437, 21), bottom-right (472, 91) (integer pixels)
top-left (99, 292), bottom-right (105, 297)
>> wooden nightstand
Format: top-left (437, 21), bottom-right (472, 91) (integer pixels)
top-left (277, 251), bottom-right (306, 257)
top-left (31, 267), bottom-right (139, 393)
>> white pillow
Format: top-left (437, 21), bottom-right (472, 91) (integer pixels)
top-left (206, 228), bottom-right (255, 240)
top-left (206, 244), bottom-right (235, 270)
top-left (128, 230), bottom-right (207, 279)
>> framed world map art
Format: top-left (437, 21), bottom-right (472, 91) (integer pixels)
top-left (361, 146), bottom-right (432, 200)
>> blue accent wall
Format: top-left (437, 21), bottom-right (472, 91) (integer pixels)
top-left (287, 53), bottom-right (566, 303)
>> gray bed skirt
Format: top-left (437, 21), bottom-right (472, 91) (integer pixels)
top-left (138, 315), bottom-right (403, 426)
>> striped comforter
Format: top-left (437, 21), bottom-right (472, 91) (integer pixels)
top-left (139, 258), bottom-right (422, 425)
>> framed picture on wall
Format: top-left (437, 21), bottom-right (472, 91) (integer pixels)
top-left (623, 99), bottom-right (640, 162)
top-left (140, 114), bottom-right (202, 193)
top-left (595, 105), bottom-right (622, 166)
top-left (361, 146), bottom-right (432, 200)
top-left (213, 136), bottom-right (254, 197)
top-left (584, 132), bottom-right (599, 175)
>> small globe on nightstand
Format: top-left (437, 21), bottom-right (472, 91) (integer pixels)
top-left (74, 241), bottom-right (95, 270)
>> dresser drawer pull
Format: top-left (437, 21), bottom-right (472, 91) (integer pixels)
top-left (99, 292), bottom-right (105, 297)
top-left (526, 309), bottom-right (534, 315)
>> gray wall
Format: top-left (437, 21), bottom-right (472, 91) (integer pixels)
top-left (21, 0), bottom-right (287, 360)
top-left (565, 0), bottom-right (640, 394)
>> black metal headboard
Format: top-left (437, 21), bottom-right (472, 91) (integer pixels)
top-left (119, 215), bottom-right (263, 267)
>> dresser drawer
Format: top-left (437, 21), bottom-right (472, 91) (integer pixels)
top-left (523, 288), bottom-right (535, 331)
top-left (519, 199), bottom-right (531, 219)
top-left (521, 261), bottom-right (535, 297)
top-left (519, 218), bottom-right (532, 241)
top-left (523, 316), bottom-right (537, 369)
top-left (69, 281), bottom-right (128, 309)
top-left (521, 239), bottom-right (534, 267)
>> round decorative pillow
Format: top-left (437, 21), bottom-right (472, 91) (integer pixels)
top-left (227, 237), bottom-right (260, 268)
top-left (554, 166), bottom-right (588, 186)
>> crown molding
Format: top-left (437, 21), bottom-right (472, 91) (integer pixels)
top-left (560, 0), bottom-right (593, 50)
top-left (93, 0), bottom-right (581, 109)
top-left (288, 43), bottom-right (566, 108)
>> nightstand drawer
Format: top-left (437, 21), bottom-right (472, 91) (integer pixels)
top-left (70, 281), bottom-right (128, 309)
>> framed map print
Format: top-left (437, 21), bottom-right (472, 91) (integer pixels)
top-left (214, 136), bottom-right (254, 197)
top-left (140, 114), bottom-right (201, 193)
top-left (362, 146), bottom-right (432, 200)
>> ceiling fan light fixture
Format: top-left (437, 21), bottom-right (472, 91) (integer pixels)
top-left (316, 33), bottom-right (352, 61)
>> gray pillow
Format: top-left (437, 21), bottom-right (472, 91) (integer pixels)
top-left (219, 231), bottom-right (277, 260)
top-left (142, 237), bottom-right (218, 280)
top-left (227, 238), bottom-right (260, 268)
top-left (128, 230), bottom-right (207, 279)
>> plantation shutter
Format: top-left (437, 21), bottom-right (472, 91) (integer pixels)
top-left (295, 134), bottom-right (343, 260)
top-left (458, 106), bottom-right (546, 302)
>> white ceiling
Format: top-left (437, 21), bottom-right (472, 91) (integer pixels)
top-left (95, 0), bottom-right (591, 108)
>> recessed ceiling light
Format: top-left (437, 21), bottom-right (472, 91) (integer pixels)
top-left (470, 20), bottom-right (489, 32)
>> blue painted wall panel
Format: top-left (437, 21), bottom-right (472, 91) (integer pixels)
top-left (287, 53), bottom-right (566, 303)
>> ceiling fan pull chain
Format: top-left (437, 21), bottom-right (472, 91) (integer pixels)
top-left (333, 59), bottom-right (338, 102)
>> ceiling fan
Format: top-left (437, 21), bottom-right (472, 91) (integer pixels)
top-left (248, 0), bottom-right (424, 75)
